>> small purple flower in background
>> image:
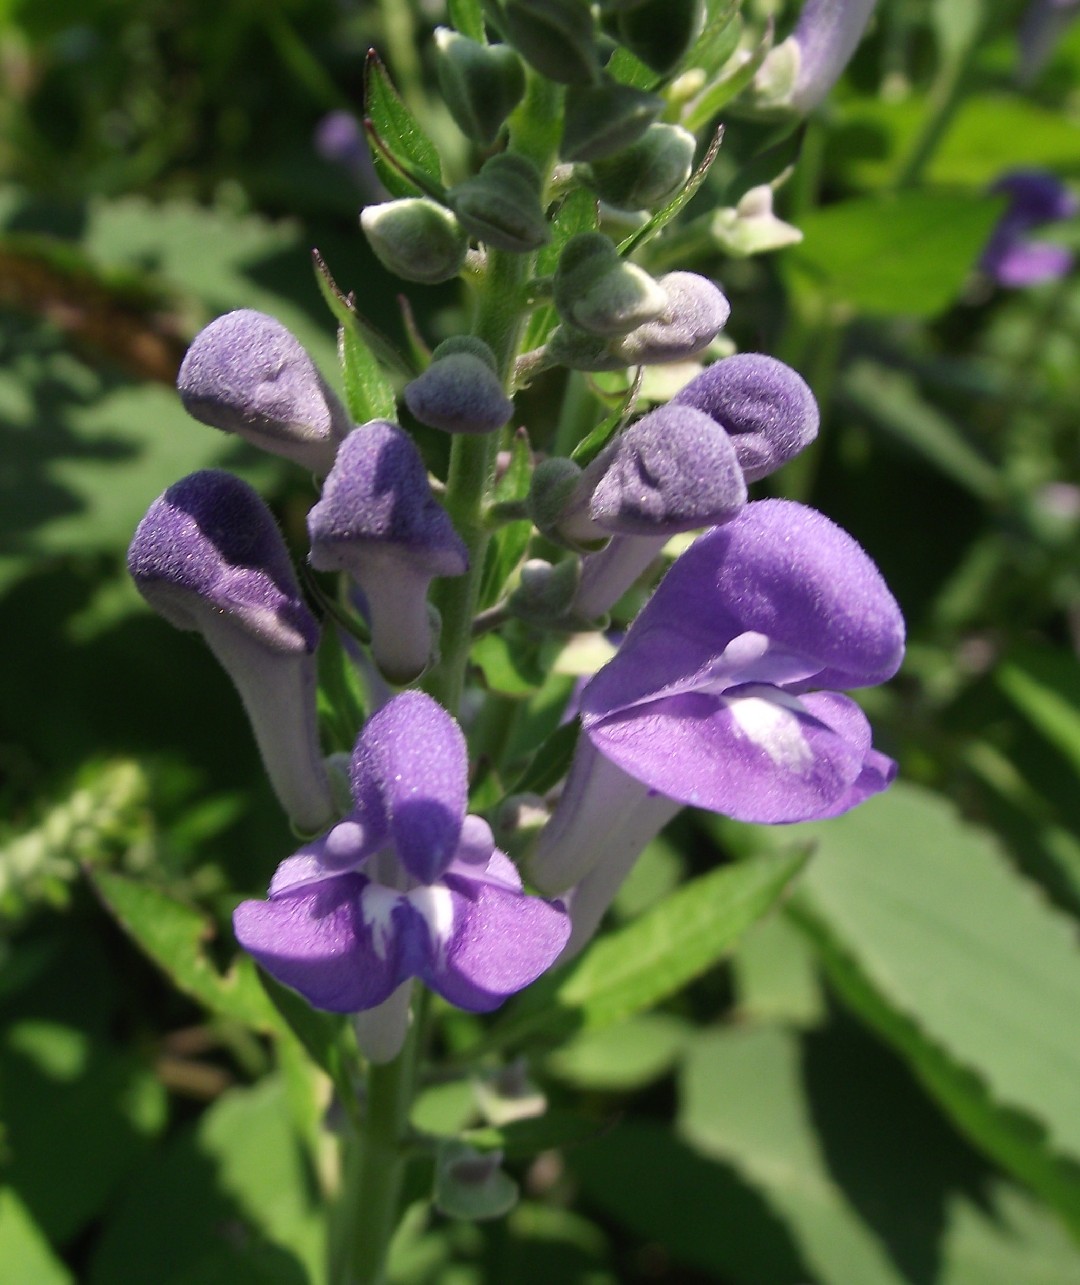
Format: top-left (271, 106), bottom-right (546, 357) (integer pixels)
top-left (531, 500), bottom-right (903, 947)
top-left (314, 110), bottom-right (387, 202)
top-left (1017, 0), bottom-right (1080, 84)
top-left (127, 470), bottom-right (336, 834)
top-left (234, 693), bottom-right (570, 1055)
top-left (979, 170), bottom-right (1077, 288)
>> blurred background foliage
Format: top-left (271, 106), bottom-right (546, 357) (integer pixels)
top-left (2, 0), bottom-right (1080, 1281)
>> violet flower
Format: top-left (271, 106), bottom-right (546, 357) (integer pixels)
top-left (127, 470), bottom-right (336, 835)
top-left (307, 421), bottom-right (469, 683)
top-left (531, 500), bottom-right (904, 922)
top-left (789, 0), bottom-right (877, 113)
top-left (979, 170), bottom-right (1077, 288)
top-left (234, 694), bottom-right (570, 1054)
top-left (178, 310), bottom-right (352, 474)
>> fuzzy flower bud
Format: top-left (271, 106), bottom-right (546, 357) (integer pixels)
top-left (582, 123), bottom-right (696, 211)
top-left (307, 421), bottom-right (468, 684)
top-left (448, 154), bottom-right (550, 253)
top-left (610, 272), bottom-right (730, 365)
top-left (177, 311), bottom-right (350, 475)
top-left (360, 198), bottom-right (469, 284)
top-left (672, 353), bottom-right (819, 482)
top-left (434, 30), bottom-right (527, 147)
top-left (554, 233), bottom-right (667, 337)
top-left (614, 0), bottom-right (705, 75)
top-left (404, 338), bottom-right (514, 435)
top-left (127, 471), bottom-right (335, 834)
top-left (561, 79), bottom-right (665, 162)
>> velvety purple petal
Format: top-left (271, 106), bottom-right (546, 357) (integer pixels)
top-left (586, 404), bottom-right (747, 534)
top-left (308, 421), bottom-right (468, 576)
top-left (790, 0), bottom-right (876, 112)
top-left (419, 876), bottom-right (570, 1012)
top-left (611, 272), bottom-right (730, 366)
top-left (585, 683), bottom-right (872, 823)
top-left (672, 353), bottom-right (819, 483)
top-left (349, 692), bottom-right (468, 884)
top-left (128, 470), bottom-right (318, 652)
top-left (234, 872), bottom-right (405, 1012)
top-left (797, 691), bottom-right (897, 815)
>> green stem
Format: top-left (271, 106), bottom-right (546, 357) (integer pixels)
top-left (892, 28), bottom-right (980, 190)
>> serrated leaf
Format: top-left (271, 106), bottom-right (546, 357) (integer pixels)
top-left (363, 50), bottom-right (444, 199)
top-left (486, 848), bottom-right (807, 1051)
top-left (89, 869), bottom-right (274, 1029)
top-left (776, 782), bottom-right (1080, 1228)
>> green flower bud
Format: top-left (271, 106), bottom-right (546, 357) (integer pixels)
top-left (561, 79), bottom-right (664, 162)
top-left (434, 29), bottom-right (526, 147)
top-left (503, 0), bottom-right (600, 85)
top-left (615, 0), bottom-right (705, 75)
top-left (360, 198), bottom-right (468, 284)
top-left (448, 153), bottom-right (550, 253)
top-left (508, 556), bottom-right (582, 622)
top-left (553, 232), bottom-right (666, 336)
top-left (581, 123), bottom-right (696, 210)
top-left (528, 456), bottom-right (596, 545)
top-left (710, 185), bottom-right (804, 257)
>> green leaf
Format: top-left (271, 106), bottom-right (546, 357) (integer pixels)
top-left (775, 783), bottom-right (1080, 1230)
top-left (448, 0), bottom-right (486, 43)
top-left (841, 359), bottom-right (1000, 501)
top-left (546, 1012), bottom-right (690, 1089)
top-left (363, 50), bottom-right (444, 199)
top-left (87, 1076), bottom-right (322, 1284)
top-left (506, 716), bottom-right (580, 797)
top-left (997, 652), bottom-right (1080, 781)
top-left (0, 1188), bottom-right (74, 1285)
top-left (682, 17), bottom-right (767, 133)
top-left (89, 869), bottom-right (274, 1029)
top-left (313, 248), bottom-right (415, 383)
top-left (462, 1108), bottom-right (607, 1158)
top-left (486, 848), bottom-right (807, 1051)
top-left (479, 427), bottom-right (534, 609)
top-left (617, 124), bottom-right (724, 259)
top-left (523, 187), bottom-right (599, 355)
top-left (732, 911), bottom-right (824, 1028)
top-left (256, 970), bottom-right (357, 1116)
top-left (784, 190), bottom-right (1004, 317)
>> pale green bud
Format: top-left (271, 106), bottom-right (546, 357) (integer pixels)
top-left (581, 123), bottom-right (696, 211)
top-left (448, 153), bottom-right (550, 253)
top-left (553, 232), bottom-right (666, 336)
top-left (561, 79), bottom-right (664, 162)
top-left (710, 185), bottom-right (804, 257)
top-left (360, 198), bottom-right (468, 284)
top-left (434, 29), bottom-right (526, 147)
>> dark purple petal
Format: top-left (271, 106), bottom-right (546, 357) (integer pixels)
top-left (586, 404), bottom-right (747, 534)
top-left (234, 873), bottom-right (405, 1013)
top-left (672, 353), bottom-right (819, 482)
top-left (178, 310), bottom-right (349, 473)
top-left (404, 354), bottom-right (514, 435)
top-left (349, 692), bottom-right (468, 884)
top-left (420, 873), bottom-right (570, 1012)
top-left (128, 470), bottom-right (318, 652)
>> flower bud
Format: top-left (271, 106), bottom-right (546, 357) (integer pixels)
top-left (582, 123), bottom-right (695, 211)
top-left (177, 310), bottom-right (350, 475)
top-left (672, 352), bottom-right (818, 481)
top-left (360, 198), bottom-right (469, 284)
top-left (561, 79), bottom-right (664, 162)
top-left (615, 0), bottom-right (705, 75)
top-left (308, 421), bottom-right (469, 683)
top-left (404, 338), bottom-right (513, 435)
top-left (710, 185), bottom-right (804, 257)
top-left (553, 233), bottom-right (667, 336)
top-left (448, 153), bottom-right (550, 253)
top-left (434, 29), bottom-right (527, 147)
top-left (611, 271), bottom-right (730, 365)
top-left (508, 556), bottom-right (582, 622)
top-left (502, 0), bottom-right (600, 85)
top-left (528, 456), bottom-right (602, 548)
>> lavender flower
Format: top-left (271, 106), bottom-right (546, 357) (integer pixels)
top-left (980, 170), bottom-right (1077, 288)
top-left (672, 352), bottom-right (819, 482)
top-left (789, 0), bottom-right (877, 113)
top-left (234, 694), bottom-right (570, 1037)
top-left (178, 311), bottom-right (351, 474)
top-left (307, 421), bottom-right (469, 683)
top-left (127, 470), bottom-right (335, 834)
top-left (531, 500), bottom-right (904, 912)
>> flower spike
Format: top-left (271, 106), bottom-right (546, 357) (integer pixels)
top-left (127, 470), bottom-right (335, 834)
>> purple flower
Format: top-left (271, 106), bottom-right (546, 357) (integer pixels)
top-left (789, 0), bottom-right (877, 112)
top-left (980, 170), bottom-right (1076, 288)
top-left (128, 470), bottom-right (335, 835)
top-left (234, 693), bottom-right (570, 1023)
top-left (531, 500), bottom-right (903, 904)
top-left (307, 421), bottom-right (469, 683)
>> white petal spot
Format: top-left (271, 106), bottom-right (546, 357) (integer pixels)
top-left (725, 688), bottom-right (814, 772)
top-left (408, 884), bottom-right (457, 968)
top-left (359, 883), bottom-right (403, 960)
